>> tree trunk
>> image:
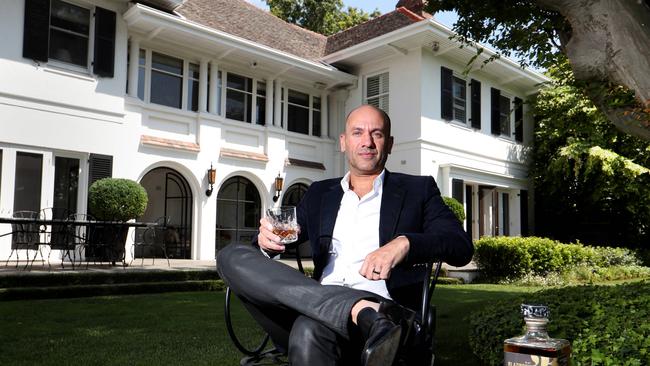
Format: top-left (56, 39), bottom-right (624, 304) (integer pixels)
top-left (537, 0), bottom-right (650, 140)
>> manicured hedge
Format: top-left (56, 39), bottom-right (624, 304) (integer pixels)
top-left (443, 196), bottom-right (466, 223)
top-left (473, 236), bottom-right (641, 280)
top-left (468, 280), bottom-right (650, 366)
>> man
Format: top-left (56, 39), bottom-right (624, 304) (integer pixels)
top-left (217, 105), bottom-right (473, 365)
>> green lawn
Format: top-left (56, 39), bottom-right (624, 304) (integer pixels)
top-left (0, 285), bottom-right (539, 366)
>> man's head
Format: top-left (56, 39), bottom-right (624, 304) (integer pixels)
top-left (340, 105), bottom-right (394, 178)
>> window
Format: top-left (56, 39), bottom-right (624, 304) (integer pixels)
top-left (452, 76), bottom-right (467, 123)
top-left (313, 97), bottom-right (321, 137)
top-left (187, 63), bottom-right (200, 112)
top-left (137, 49), bottom-right (145, 100)
top-left (14, 152), bottom-right (43, 212)
top-left (226, 73), bottom-right (253, 122)
top-left (499, 95), bottom-right (511, 137)
top-left (23, 0), bottom-right (115, 76)
top-left (366, 72), bottom-right (389, 113)
top-left (216, 176), bottom-right (261, 251)
top-left (150, 52), bottom-right (183, 109)
top-left (53, 157), bottom-right (79, 216)
top-left (256, 81), bottom-right (266, 125)
top-left (49, 0), bottom-right (90, 67)
top-left (287, 89), bottom-right (310, 134)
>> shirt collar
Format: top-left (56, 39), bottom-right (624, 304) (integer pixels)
top-left (340, 169), bottom-right (386, 194)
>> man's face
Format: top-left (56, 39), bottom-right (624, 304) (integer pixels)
top-left (339, 106), bottom-right (393, 177)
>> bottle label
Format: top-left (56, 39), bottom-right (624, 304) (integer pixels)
top-left (504, 352), bottom-right (568, 366)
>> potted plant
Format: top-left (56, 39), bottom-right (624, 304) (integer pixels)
top-left (88, 178), bottom-right (148, 264)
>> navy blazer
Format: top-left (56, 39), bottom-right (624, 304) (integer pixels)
top-left (294, 170), bottom-right (473, 311)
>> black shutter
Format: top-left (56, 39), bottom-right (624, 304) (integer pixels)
top-left (491, 87), bottom-right (501, 135)
top-left (470, 79), bottom-right (481, 129)
top-left (88, 154), bottom-right (113, 189)
top-left (520, 189), bottom-right (528, 236)
top-left (23, 0), bottom-right (50, 62)
top-left (514, 97), bottom-right (523, 142)
top-left (465, 185), bottom-right (473, 238)
top-left (452, 178), bottom-right (464, 204)
top-left (93, 7), bottom-right (116, 77)
top-left (441, 67), bottom-right (453, 120)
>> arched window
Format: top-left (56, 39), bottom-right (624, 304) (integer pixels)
top-left (281, 183), bottom-right (309, 206)
top-left (216, 176), bottom-right (261, 253)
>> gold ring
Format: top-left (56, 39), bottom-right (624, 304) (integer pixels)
top-left (372, 269), bottom-right (380, 274)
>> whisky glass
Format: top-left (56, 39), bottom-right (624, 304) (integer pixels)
top-left (266, 206), bottom-right (298, 244)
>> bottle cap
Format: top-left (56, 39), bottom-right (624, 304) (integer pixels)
top-left (521, 304), bottom-right (550, 319)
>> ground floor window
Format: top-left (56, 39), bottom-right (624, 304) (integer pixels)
top-left (216, 176), bottom-right (261, 253)
top-left (14, 152), bottom-right (43, 212)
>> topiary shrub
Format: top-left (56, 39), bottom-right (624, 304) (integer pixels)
top-left (443, 196), bottom-right (465, 223)
top-left (88, 178), bottom-right (148, 221)
top-left (468, 281), bottom-right (650, 366)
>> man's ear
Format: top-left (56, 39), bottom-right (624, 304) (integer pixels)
top-left (339, 133), bottom-right (346, 152)
top-left (386, 136), bottom-right (394, 154)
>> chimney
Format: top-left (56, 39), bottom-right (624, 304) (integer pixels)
top-left (395, 0), bottom-right (424, 15)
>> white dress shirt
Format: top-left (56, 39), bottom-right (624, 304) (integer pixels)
top-left (320, 170), bottom-right (391, 299)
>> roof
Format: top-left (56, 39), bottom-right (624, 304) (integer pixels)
top-left (176, 0), bottom-right (327, 61)
top-left (324, 7), bottom-right (424, 55)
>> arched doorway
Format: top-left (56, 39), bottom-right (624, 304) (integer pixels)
top-left (216, 176), bottom-right (261, 253)
top-left (281, 183), bottom-right (310, 258)
top-left (140, 167), bottom-right (193, 259)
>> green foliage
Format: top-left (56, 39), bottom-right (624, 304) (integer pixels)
top-left (473, 236), bottom-right (643, 282)
top-left (265, 0), bottom-right (379, 35)
top-left (442, 196), bottom-right (466, 223)
top-left (468, 281), bottom-right (650, 366)
top-left (532, 62), bottom-right (650, 249)
top-left (88, 178), bottom-right (148, 221)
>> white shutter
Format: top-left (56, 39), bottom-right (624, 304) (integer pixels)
top-left (365, 72), bottom-right (389, 114)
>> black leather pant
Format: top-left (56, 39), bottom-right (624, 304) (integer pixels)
top-left (217, 244), bottom-right (382, 366)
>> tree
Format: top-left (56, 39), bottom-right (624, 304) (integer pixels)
top-left (265, 0), bottom-right (380, 36)
top-left (426, 0), bottom-right (650, 141)
top-left (531, 62), bottom-right (650, 248)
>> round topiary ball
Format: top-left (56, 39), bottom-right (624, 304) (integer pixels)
top-left (88, 178), bottom-right (148, 221)
top-left (442, 196), bottom-right (465, 223)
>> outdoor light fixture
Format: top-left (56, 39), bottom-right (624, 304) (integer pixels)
top-left (206, 163), bottom-right (216, 197)
top-left (272, 173), bottom-right (284, 202)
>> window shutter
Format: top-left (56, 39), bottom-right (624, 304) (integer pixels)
top-left (520, 189), bottom-right (528, 236)
top-left (452, 179), bottom-right (464, 204)
top-left (23, 0), bottom-right (50, 62)
top-left (88, 154), bottom-right (113, 189)
top-left (93, 7), bottom-right (116, 77)
top-left (490, 87), bottom-right (501, 135)
top-left (470, 79), bottom-right (481, 129)
top-left (514, 97), bottom-right (523, 142)
top-left (366, 72), bottom-right (389, 113)
top-left (441, 67), bottom-right (453, 120)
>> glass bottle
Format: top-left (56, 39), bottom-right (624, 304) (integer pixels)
top-left (504, 304), bottom-right (571, 366)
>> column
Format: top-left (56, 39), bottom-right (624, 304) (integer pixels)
top-left (265, 78), bottom-right (274, 126)
top-left (274, 79), bottom-right (283, 127)
top-left (209, 61), bottom-right (219, 114)
top-left (320, 92), bottom-right (328, 137)
top-left (127, 37), bottom-right (140, 98)
top-left (198, 59), bottom-right (208, 113)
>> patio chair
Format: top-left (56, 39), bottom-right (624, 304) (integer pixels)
top-left (224, 243), bottom-right (443, 366)
top-left (40, 207), bottom-right (72, 269)
top-left (68, 213), bottom-right (95, 268)
top-left (131, 226), bottom-right (156, 266)
top-left (4, 210), bottom-right (41, 270)
top-left (147, 216), bottom-right (171, 267)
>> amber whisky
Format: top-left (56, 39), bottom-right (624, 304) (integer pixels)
top-left (503, 304), bottom-right (571, 366)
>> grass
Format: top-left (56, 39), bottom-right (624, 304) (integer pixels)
top-left (0, 285), bottom-right (540, 366)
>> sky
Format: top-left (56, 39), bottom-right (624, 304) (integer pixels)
top-left (245, 0), bottom-right (459, 29)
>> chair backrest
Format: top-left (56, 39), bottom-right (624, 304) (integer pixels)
top-left (67, 213), bottom-right (95, 244)
top-left (41, 207), bottom-right (71, 249)
top-left (11, 211), bottom-right (40, 249)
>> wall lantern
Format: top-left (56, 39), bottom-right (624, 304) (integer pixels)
top-left (206, 163), bottom-right (216, 197)
top-left (272, 173), bottom-right (284, 202)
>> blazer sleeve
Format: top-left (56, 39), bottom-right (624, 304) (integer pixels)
top-left (400, 176), bottom-right (473, 267)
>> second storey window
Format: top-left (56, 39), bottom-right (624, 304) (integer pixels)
top-left (226, 73), bottom-right (253, 123)
top-left (452, 76), bottom-right (467, 123)
top-left (365, 72), bottom-right (389, 114)
top-left (49, 0), bottom-right (90, 67)
top-left (499, 95), bottom-right (511, 137)
top-left (151, 52), bottom-right (183, 109)
top-left (288, 89), bottom-right (310, 134)
top-left (187, 63), bottom-right (200, 112)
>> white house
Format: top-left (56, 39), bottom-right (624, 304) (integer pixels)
top-left (0, 0), bottom-right (546, 263)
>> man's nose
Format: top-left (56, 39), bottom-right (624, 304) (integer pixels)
top-left (361, 132), bottom-right (375, 147)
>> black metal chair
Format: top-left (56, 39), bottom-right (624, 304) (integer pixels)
top-left (68, 213), bottom-right (94, 268)
top-left (132, 216), bottom-right (171, 267)
top-left (40, 207), bottom-right (72, 269)
top-left (4, 211), bottom-right (41, 270)
top-left (224, 245), bottom-right (443, 366)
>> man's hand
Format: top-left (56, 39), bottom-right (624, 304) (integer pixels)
top-left (257, 217), bottom-right (299, 254)
top-left (359, 236), bottom-right (410, 280)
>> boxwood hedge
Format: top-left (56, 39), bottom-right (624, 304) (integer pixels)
top-left (474, 236), bottom-right (641, 281)
top-left (468, 280), bottom-right (650, 366)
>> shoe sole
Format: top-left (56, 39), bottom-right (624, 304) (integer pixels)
top-left (362, 326), bottom-right (402, 366)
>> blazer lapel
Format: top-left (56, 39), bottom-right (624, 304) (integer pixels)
top-left (379, 171), bottom-right (405, 245)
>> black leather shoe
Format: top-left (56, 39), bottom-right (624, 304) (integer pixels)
top-left (357, 308), bottom-right (402, 366)
top-left (378, 301), bottom-right (417, 346)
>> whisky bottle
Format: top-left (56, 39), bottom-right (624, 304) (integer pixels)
top-left (504, 304), bottom-right (571, 366)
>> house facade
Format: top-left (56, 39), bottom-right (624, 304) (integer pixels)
top-left (0, 0), bottom-right (546, 262)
